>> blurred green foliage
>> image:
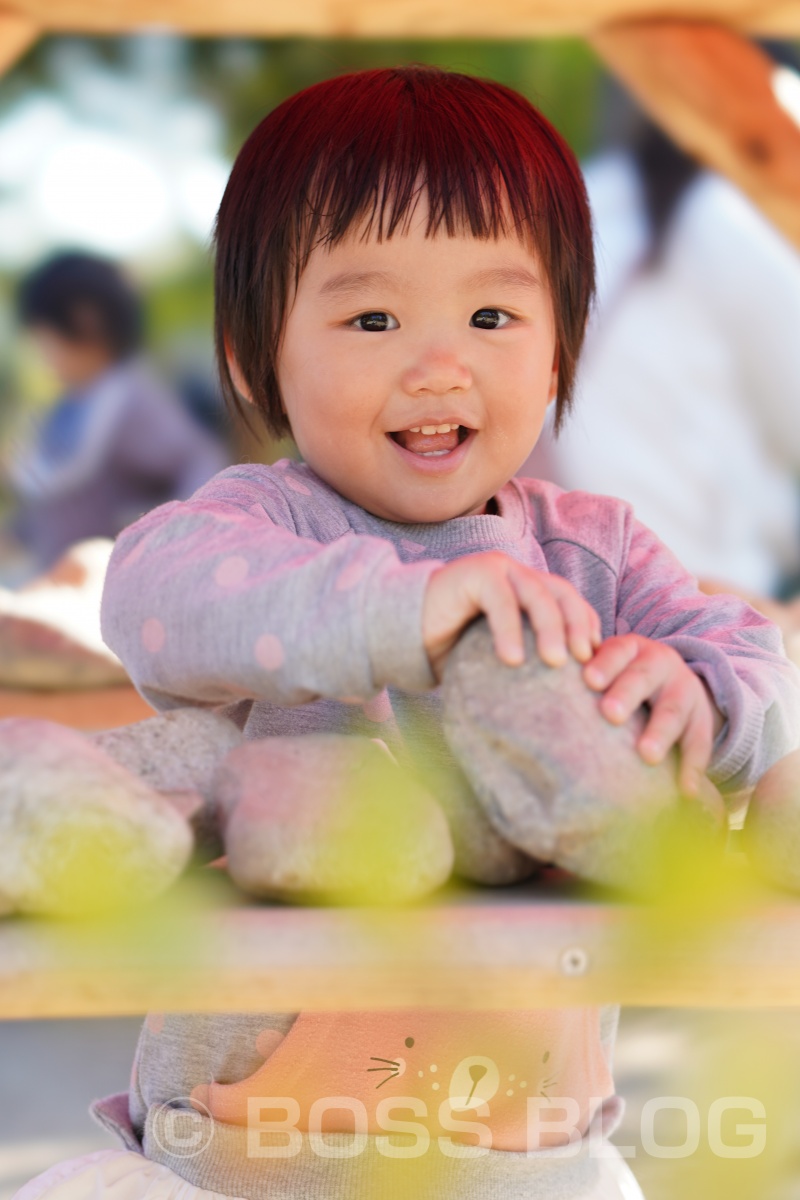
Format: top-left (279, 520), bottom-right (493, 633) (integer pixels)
top-left (0, 35), bottom-right (604, 474)
top-left (0, 34), bottom-right (604, 354)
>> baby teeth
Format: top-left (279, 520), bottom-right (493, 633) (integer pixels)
top-left (410, 424), bottom-right (458, 435)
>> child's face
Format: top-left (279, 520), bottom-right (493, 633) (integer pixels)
top-left (275, 196), bottom-right (558, 523)
top-left (29, 325), bottom-right (115, 390)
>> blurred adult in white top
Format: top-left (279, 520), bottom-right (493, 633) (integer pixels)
top-left (524, 74), bottom-right (800, 630)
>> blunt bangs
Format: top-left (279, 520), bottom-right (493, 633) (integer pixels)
top-left (215, 65), bottom-right (595, 439)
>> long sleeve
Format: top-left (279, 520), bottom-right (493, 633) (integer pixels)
top-left (617, 511), bottom-right (800, 790)
top-left (100, 471), bottom-right (439, 713)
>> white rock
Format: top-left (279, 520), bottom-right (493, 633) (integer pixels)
top-left (93, 708), bottom-right (243, 853)
top-left (0, 719), bottom-right (193, 916)
top-left (215, 734), bottom-right (454, 904)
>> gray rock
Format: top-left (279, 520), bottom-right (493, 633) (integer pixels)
top-left (442, 619), bottom-right (725, 894)
top-left (0, 719), bottom-right (193, 916)
top-left (743, 749), bottom-right (800, 891)
top-left (215, 735), bottom-right (454, 904)
top-left (93, 708), bottom-right (243, 854)
top-left (428, 761), bottom-right (542, 885)
top-left (0, 539), bottom-right (128, 690)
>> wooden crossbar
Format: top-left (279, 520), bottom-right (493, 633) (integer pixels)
top-left (593, 20), bottom-right (800, 251)
top-left (3, 0), bottom-right (800, 37)
top-left (2, 878), bottom-right (800, 1016)
top-left (0, 9), bottom-right (37, 73)
top-left (0, 685), bottom-right (155, 730)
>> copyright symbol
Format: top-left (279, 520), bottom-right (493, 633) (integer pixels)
top-left (151, 1096), bottom-right (215, 1160)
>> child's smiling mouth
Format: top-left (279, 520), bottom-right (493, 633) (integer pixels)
top-left (389, 423), bottom-right (472, 462)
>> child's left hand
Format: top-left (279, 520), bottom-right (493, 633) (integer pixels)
top-left (582, 634), bottom-right (726, 796)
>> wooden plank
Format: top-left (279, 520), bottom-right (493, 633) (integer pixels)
top-left (0, 685), bottom-right (155, 730)
top-left (2, 880), bottom-right (800, 1014)
top-left (592, 20), bottom-right (800, 251)
top-left (4, 0), bottom-right (800, 37)
top-left (0, 8), bottom-right (37, 74)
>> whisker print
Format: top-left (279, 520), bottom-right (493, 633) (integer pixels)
top-left (369, 1057), bottom-right (400, 1066)
top-left (367, 1066), bottom-right (397, 1073)
top-left (374, 1072), bottom-right (400, 1089)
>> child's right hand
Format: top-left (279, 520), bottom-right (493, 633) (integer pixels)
top-left (422, 552), bottom-right (602, 681)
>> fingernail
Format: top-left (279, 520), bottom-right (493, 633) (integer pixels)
top-left (604, 698), bottom-right (626, 721)
top-left (572, 637), bottom-right (592, 662)
top-left (639, 737), bottom-right (662, 760)
top-left (544, 645), bottom-right (567, 667)
top-left (585, 667), bottom-right (604, 688)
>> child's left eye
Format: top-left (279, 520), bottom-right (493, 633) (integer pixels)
top-left (351, 312), bottom-right (399, 332)
top-left (471, 308), bottom-right (513, 329)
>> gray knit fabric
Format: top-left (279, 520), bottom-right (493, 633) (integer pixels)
top-left (139, 1097), bottom-right (626, 1200)
top-left (94, 459), bottom-right (800, 1196)
top-left (102, 459), bottom-right (800, 793)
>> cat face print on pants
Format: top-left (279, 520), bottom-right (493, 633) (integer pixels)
top-left (190, 1009), bottom-right (613, 1152)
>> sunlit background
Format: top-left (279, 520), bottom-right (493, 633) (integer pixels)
top-left (0, 34), bottom-right (603, 473)
top-left (4, 30), bottom-right (800, 1200)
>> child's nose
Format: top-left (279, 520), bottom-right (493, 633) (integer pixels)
top-left (401, 349), bottom-right (472, 397)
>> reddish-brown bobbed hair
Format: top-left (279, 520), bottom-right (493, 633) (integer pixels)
top-left (214, 64), bottom-right (595, 439)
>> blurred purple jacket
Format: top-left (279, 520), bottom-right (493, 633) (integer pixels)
top-left (7, 357), bottom-right (229, 570)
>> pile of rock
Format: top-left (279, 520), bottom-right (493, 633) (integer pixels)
top-left (442, 619), bottom-right (727, 895)
top-left (6, 613), bottom-right (793, 918)
top-left (0, 711), bottom-right (455, 916)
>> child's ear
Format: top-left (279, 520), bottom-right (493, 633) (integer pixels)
top-left (224, 337), bottom-right (254, 405)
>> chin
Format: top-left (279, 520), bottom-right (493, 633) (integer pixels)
top-left (399, 500), bottom-right (483, 524)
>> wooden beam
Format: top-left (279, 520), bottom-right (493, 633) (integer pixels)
top-left (3, 880), bottom-right (800, 1015)
top-left (3, 0), bottom-right (800, 38)
top-left (0, 7), bottom-right (36, 73)
top-left (0, 685), bottom-right (155, 730)
top-left (592, 20), bottom-right (800, 251)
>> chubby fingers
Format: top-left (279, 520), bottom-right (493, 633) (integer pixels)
top-left (473, 565), bottom-right (527, 668)
top-left (422, 555), bottom-right (602, 677)
top-left (583, 635), bottom-right (644, 714)
top-left (584, 636), bottom-right (714, 793)
top-left (508, 564), bottom-right (602, 667)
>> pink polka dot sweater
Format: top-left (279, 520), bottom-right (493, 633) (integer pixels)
top-left (102, 459), bottom-right (799, 790)
top-left (93, 459), bottom-right (800, 1198)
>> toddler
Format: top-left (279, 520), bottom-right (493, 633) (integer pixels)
top-left (22, 66), bottom-right (800, 1200)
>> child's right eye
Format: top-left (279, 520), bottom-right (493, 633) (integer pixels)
top-left (351, 312), bottom-right (398, 332)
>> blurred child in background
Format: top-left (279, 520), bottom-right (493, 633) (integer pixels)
top-left (0, 251), bottom-right (229, 582)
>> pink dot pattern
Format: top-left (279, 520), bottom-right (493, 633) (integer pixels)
top-left (363, 690), bottom-right (393, 724)
top-left (285, 476), bottom-right (311, 495)
top-left (141, 617), bottom-right (165, 653)
top-left (401, 539), bottom-right (426, 556)
top-left (214, 556), bottom-right (249, 588)
top-left (335, 560), bottom-right (367, 591)
top-left (255, 633), bottom-right (285, 670)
